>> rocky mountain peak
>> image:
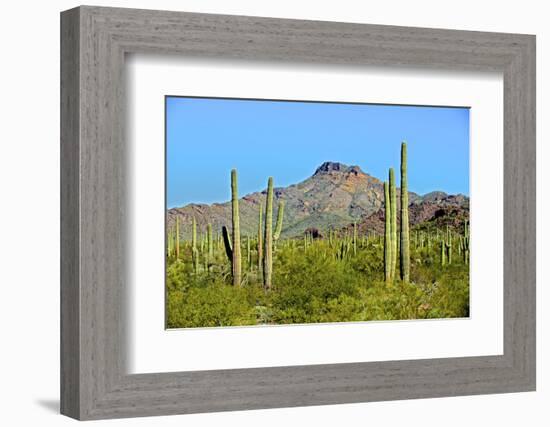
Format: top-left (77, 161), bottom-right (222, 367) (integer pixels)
top-left (314, 161), bottom-right (364, 176)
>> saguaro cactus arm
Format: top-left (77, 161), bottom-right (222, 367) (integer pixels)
top-left (273, 200), bottom-right (285, 241)
top-left (222, 225), bottom-right (233, 262)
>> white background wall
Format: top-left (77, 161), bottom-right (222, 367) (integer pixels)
top-left (0, 0), bottom-right (546, 425)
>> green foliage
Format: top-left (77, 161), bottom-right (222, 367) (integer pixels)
top-left (166, 225), bottom-right (470, 328)
top-left (167, 282), bottom-right (260, 328)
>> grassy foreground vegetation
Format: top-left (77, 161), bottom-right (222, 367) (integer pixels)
top-left (166, 232), bottom-right (469, 328)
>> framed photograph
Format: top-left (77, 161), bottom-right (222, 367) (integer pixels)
top-left (61, 6), bottom-right (536, 420)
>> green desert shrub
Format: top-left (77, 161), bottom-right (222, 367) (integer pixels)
top-left (165, 231), bottom-right (470, 328)
top-left (167, 282), bottom-right (259, 328)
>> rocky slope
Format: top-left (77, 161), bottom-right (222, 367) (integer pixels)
top-left (341, 193), bottom-right (469, 237)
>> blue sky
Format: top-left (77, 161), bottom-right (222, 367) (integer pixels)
top-left (166, 96), bottom-right (469, 208)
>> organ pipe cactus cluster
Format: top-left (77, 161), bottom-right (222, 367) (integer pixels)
top-left (383, 143), bottom-right (410, 282)
top-left (338, 239), bottom-right (352, 260)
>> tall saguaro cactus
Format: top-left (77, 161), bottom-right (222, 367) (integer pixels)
top-left (463, 219), bottom-right (470, 265)
top-left (207, 223), bottom-right (213, 258)
top-left (400, 141), bottom-right (410, 282)
top-left (445, 226), bottom-right (452, 265)
top-left (175, 216), bottom-right (180, 259)
top-left (167, 228), bottom-right (173, 257)
top-left (192, 216), bottom-right (199, 274)
top-left (389, 167), bottom-right (397, 278)
top-left (220, 169), bottom-right (242, 285)
top-left (263, 177), bottom-right (274, 290)
top-left (353, 221), bottom-right (357, 255)
top-left (247, 235), bottom-right (251, 269)
top-left (257, 204), bottom-right (263, 273)
top-left (384, 181), bottom-right (392, 282)
top-left (231, 169), bottom-right (241, 286)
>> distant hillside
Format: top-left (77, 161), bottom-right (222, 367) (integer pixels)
top-left (167, 161), bottom-right (468, 239)
top-left (341, 193), bottom-right (469, 237)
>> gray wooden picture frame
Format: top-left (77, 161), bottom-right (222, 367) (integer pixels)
top-left (60, 5), bottom-right (536, 421)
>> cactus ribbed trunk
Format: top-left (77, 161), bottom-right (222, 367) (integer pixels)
top-left (446, 227), bottom-right (452, 265)
top-left (273, 200), bottom-right (285, 241)
top-left (463, 219), bottom-right (470, 265)
top-left (247, 235), bottom-right (251, 270)
top-left (175, 217), bottom-right (180, 259)
top-left (263, 177), bottom-right (274, 290)
top-left (231, 169), bottom-right (241, 286)
top-left (192, 217), bottom-right (199, 273)
top-left (400, 142), bottom-right (410, 282)
top-left (384, 181), bottom-right (392, 282)
top-left (206, 223), bottom-right (213, 271)
top-left (389, 167), bottom-right (397, 278)
top-left (167, 229), bottom-right (172, 257)
top-left (353, 222), bottom-right (357, 255)
top-left (257, 204), bottom-right (263, 273)
top-left (207, 223), bottom-right (213, 257)
top-left (222, 225), bottom-right (232, 263)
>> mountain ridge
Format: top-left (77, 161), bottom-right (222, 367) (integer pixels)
top-left (167, 162), bottom-right (468, 239)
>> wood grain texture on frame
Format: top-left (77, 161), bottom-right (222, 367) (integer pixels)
top-left (60, 5), bottom-right (536, 420)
